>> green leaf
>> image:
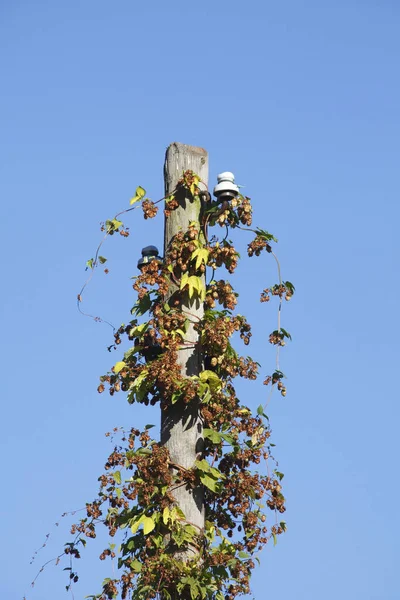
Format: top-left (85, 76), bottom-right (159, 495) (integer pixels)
top-left (130, 186), bottom-right (146, 205)
top-left (145, 424), bottom-right (155, 430)
top-left (114, 361), bottom-right (126, 374)
top-left (171, 390), bottom-right (183, 404)
top-left (272, 532), bottom-right (277, 546)
top-left (180, 272), bottom-right (189, 290)
top-left (220, 432), bottom-right (236, 445)
top-left (113, 471), bottom-right (121, 485)
top-left (174, 506), bottom-right (185, 520)
top-left (199, 370), bottom-right (222, 392)
top-left (284, 280), bottom-right (295, 293)
top-left (130, 517), bottom-right (141, 534)
top-left (86, 258), bottom-right (94, 269)
top-left (191, 247), bottom-right (209, 270)
top-left (142, 515), bottom-right (156, 535)
top-left (280, 327), bottom-right (292, 340)
top-left (98, 256), bottom-right (107, 264)
top-left (199, 472), bottom-right (221, 493)
top-left (129, 559), bottom-right (142, 572)
top-left (257, 404), bottom-right (269, 421)
top-left (255, 227), bottom-right (278, 243)
top-left (188, 276), bottom-right (205, 301)
top-left (195, 459), bottom-right (212, 473)
top-left (130, 322), bottom-right (150, 338)
top-left (203, 428), bottom-right (222, 444)
top-left (162, 506), bottom-right (170, 524)
top-left (131, 293), bottom-right (152, 316)
top-left (238, 551), bottom-right (250, 558)
top-left (111, 219), bottom-right (123, 230)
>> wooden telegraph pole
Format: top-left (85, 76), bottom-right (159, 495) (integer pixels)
top-left (161, 142), bottom-right (208, 548)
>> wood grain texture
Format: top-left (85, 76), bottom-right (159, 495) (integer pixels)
top-left (161, 142), bottom-right (208, 542)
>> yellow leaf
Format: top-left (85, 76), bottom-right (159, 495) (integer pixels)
top-left (180, 271), bottom-right (189, 290)
top-left (172, 506), bottom-right (185, 521)
top-left (191, 248), bottom-right (209, 270)
top-left (130, 186), bottom-right (146, 205)
top-left (162, 506), bottom-right (170, 525)
top-left (142, 515), bottom-right (156, 535)
top-left (130, 517), bottom-right (142, 534)
top-left (114, 361), bottom-right (126, 374)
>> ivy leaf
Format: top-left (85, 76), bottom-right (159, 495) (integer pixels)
top-left (114, 361), bottom-right (126, 374)
top-left (130, 186), bottom-right (146, 205)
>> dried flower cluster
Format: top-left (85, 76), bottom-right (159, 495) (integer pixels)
top-left (64, 172), bottom-right (293, 600)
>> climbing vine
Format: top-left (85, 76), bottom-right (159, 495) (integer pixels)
top-left (36, 170), bottom-right (294, 600)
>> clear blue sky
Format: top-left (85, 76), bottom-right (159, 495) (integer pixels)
top-left (1, 1), bottom-right (399, 599)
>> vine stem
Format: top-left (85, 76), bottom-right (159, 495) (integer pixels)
top-left (77, 188), bottom-right (178, 325)
top-left (235, 224), bottom-right (285, 376)
top-left (271, 250), bottom-right (283, 371)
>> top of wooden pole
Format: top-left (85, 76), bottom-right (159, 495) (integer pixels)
top-left (164, 142), bottom-right (208, 196)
